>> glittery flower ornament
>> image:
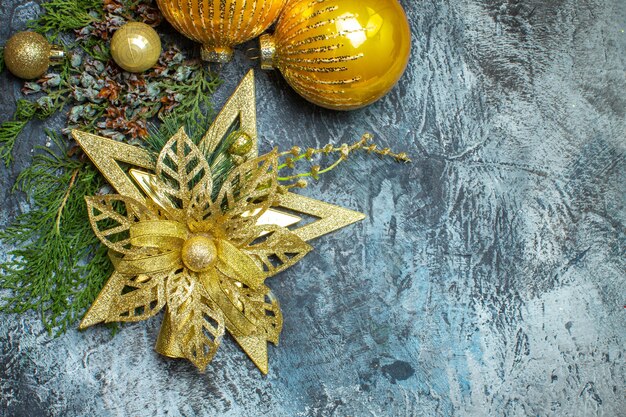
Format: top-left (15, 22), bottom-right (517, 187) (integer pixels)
top-left (82, 128), bottom-right (312, 372)
top-left (74, 71), bottom-right (369, 374)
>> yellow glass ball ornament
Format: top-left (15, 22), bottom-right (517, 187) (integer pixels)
top-left (259, 0), bottom-right (412, 110)
top-left (110, 22), bottom-right (162, 73)
top-left (3, 32), bottom-right (64, 80)
top-left (155, 0), bottom-right (286, 63)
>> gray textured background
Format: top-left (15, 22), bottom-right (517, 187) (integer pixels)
top-left (1, 0), bottom-right (625, 416)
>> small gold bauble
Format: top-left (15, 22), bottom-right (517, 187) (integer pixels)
top-left (181, 235), bottom-right (217, 272)
top-left (228, 132), bottom-right (254, 156)
top-left (110, 22), bottom-right (162, 73)
top-left (155, 0), bottom-right (286, 63)
top-left (3, 31), bottom-right (64, 80)
top-left (260, 0), bottom-right (412, 110)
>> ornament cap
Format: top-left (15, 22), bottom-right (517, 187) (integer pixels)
top-left (49, 47), bottom-right (65, 61)
top-left (201, 45), bottom-right (234, 63)
top-left (259, 34), bottom-right (276, 70)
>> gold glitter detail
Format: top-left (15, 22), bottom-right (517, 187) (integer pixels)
top-left (78, 128), bottom-right (308, 373)
top-left (200, 70), bottom-right (257, 156)
top-left (130, 168), bottom-right (304, 234)
top-left (74, 71), bottom-right (365, 374)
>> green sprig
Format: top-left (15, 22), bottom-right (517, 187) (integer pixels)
top-left (166, 66), bottom-right (223, 125)
top-left (277, 134), bottom-right (411, 185)
top-left (0, 100), bottom-right (40, 166)
top-left (29, 0), bottom-right (102, 39)
top-left (0, 122), bottom-right (28, 165)
top-left (0, 132), bottom-right (111, 334)
top-left (0, 60), bottom-right (73, 165)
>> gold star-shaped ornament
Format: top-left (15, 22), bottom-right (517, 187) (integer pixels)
top-left (74, 70), bottom-right (364, 374)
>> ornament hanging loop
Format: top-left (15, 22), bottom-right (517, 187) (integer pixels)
top-left (245, 48), bottom-right (261, 61)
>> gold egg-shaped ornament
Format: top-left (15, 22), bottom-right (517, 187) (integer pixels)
top-left (110, 22), bottom-right (162, 73)
top-left (260, 0), bottom-right (412, 110)
top-left (155, 0), bottom-right (286, 63)
top-left (3, 31), bottom-right (64, 80)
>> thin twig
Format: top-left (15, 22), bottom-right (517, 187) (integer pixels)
top-left (55, 168), bottom-right (79, 235)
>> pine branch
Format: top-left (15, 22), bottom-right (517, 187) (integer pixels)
top-left (0, 132), bottom-right (111, 334)
top-left (29, 0), bottom-right (102, 39)
top-left (0, 121), bottom-right (28, 166)
top-left (163, 66), bottom-right (222, 126)
top-left (0, 100), bottom-right (39, 166)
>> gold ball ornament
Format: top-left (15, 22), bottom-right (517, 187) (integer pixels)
top-left (228, 132), bottom-right (254, 156)
top-left (181, 236), bottom-right (218, 272)
top-left (155, 0), bottom-right (286, 63)
top-left (110, 22), bottom-right (162, 73)
top-left (3, 31), bottom-right (64, 80)
top-left (260, 0), bottom-right (412, 110)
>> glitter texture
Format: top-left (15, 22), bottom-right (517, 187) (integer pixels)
top-left (3, 31), bottom-right (63, 79)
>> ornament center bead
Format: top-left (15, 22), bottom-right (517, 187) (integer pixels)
top-left (228, 131), bottom-right (254, 156)
top-left (181, 236), bottom-right (217, 272)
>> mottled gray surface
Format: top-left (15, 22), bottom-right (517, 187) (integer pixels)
top-left (1, 0), bottom-right (625, 416)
